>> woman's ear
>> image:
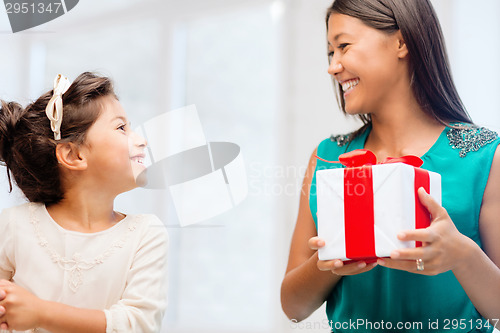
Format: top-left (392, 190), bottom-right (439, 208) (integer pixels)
top-left (55, 142), bottom-right (88, 171)
top-left (395, 31), bottom-right (408, 59)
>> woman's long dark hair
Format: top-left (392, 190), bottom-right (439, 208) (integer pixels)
top-left (326, 0), bottom-right (472, 133)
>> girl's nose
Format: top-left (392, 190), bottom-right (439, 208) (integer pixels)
top-left (131, 130), bottom-right (147, 147)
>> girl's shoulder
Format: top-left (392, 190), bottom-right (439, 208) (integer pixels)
top-left (125, 213), bottom-right (168, 243)
top-left (0, 202), bottom-right (32, 223)
top-left (126, 213), bottom-right (165, 231)
top-left (0, 204), bottom-right (167, 238)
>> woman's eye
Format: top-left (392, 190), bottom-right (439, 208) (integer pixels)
top-left (328, 51), bottom-right (334, 63)
top-left (117, 124), bottom-right (126, 131)
top-left (338, 43), bottom-right (349, 50)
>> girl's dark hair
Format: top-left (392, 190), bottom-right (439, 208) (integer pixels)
top-left (0, 72), bottom-right (116, 205)
top-left (326, 0), bottom-right (472, 133)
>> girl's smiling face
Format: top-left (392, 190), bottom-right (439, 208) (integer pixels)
top-left (327, 13), bottom-right (408, 115)
top-left (82, 96), bottom-right (147, 194)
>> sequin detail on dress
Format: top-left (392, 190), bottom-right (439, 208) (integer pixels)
top-left (330, 133), bottom-right (352, 147)
top-left (447, 123), bottom-right (498, 158)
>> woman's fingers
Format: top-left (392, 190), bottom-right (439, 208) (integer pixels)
top-left (390, 246), bottom-right (429, 261)
top-left (417, 187), bottom-right (447, 220)
top-left (317, 259), bottom-right (341, 271)
top-left (308, 237), bottom-right (325, 250)
top-left (317, 259), bottom-right (377, 275)
top-left (312, 238), bottom-right (378, 275)
top-left (396, 228), bottom-right (437, 244)
top-left (378, 258), bottom-right (422, 272)
top-left (332, 261), bottom-right (378, 275)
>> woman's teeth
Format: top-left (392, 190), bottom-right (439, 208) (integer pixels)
top-left (341, 79), bottom-right (359, 92)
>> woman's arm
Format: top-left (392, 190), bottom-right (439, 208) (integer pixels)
top-left (453, 144), bottom-right (500, 321)
top-left (280, 149), bottom-right (376, 322)
top-left (379, 145), bottom-right (500, 323)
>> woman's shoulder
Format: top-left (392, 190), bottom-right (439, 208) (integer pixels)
top-left (328, 132), bottom-right (354, 148)
top-left (316, 125), bottom-right (370, 159)
top-left (445, 122), bottom-right (499, 158)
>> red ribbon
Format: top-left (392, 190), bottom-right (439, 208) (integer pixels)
top-left (315, 149), bottom-right (423, 168)
top-left (316, 149), bottom-right (430, 260)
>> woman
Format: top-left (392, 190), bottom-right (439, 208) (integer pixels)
top-left (281, 0), bottom-right (500, 332)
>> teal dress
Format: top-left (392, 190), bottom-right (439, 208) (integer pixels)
top-left (309, 123), bottom-right (500, 332)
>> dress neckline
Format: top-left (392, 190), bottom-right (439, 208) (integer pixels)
top-left (360, 124), bottom-right (448, 160)
top-left (40, 203), bottom-right (130, 236)
top-left (30, 203), bottom-right (139, 293)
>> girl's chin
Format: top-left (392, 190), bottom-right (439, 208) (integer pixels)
top-left (133, 169), bottom-right (148, 187)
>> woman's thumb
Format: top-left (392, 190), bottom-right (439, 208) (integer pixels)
top-left (417, 187), bottom-right (442, 219)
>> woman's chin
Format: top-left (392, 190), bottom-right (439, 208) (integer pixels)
top-left (344, 107), bottom-right (364, 116)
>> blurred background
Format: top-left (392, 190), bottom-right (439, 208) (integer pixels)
top-left (1, 0), bottom-right (500, 332)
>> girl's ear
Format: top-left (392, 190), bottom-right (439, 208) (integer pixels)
top-left (395, 31), bottom-right (408, 59)
top-left (55, 143), bottom-right (88, 171)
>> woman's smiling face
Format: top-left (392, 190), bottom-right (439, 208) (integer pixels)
top-left (327, 13), bottom-right (408, 115)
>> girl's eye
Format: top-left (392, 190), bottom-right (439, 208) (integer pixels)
top-left (117, 124), bottom-right (126, 131)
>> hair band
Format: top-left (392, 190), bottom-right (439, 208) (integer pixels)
top-left (45, 74), bottom-right (71, 140)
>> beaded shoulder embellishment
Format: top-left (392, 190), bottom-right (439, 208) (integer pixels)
top-left (29, 204), bottom-right (139, 293)
top-left (447, 123), bottom-right (498, 158)
top-left (330, 133), bottom-right (352, 147)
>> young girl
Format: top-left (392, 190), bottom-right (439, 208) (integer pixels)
top-left (0, 72), bottom-right (168, 332)
top-left (281, 0), bottom-right (500, 332)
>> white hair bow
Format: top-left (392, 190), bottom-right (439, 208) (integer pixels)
top-left (45, 74), bottom-right (71, 140)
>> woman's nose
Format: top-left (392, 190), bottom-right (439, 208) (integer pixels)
top-left (328, 59), bottom-right (343, 76)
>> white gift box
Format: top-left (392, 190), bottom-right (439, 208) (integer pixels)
top-left (316, 162), bottom-right (441, 261)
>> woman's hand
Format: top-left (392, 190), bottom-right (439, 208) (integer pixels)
top-left (377, 187), bottom-right (473, 275)
top-left (0, 279), bottom-right (45, 331)
top-left (309, 237), bottom-right (378, 275)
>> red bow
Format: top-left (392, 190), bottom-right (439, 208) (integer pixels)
top-left (316, 149), bottom-right (423, 168)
